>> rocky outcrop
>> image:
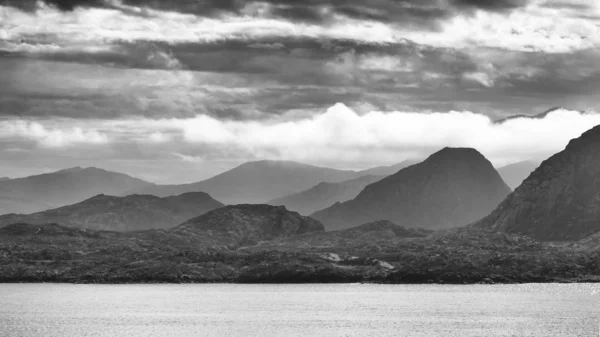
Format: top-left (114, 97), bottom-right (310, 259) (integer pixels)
top-left (172, 204), bottom-right (325, 247)
top-left (473, 124), bottom-right (600, 241)
top-left (0, 192), bottom-right (224, 231)
top-left (311, 147), bottom-right (511, 231)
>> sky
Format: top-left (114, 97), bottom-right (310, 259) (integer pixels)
top-left (1, 0), bottom-right (600, 183)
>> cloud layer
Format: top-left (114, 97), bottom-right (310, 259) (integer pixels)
top-left (2, 104), bottom-right (599, 178)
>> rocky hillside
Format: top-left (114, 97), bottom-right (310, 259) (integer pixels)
top-left (0, 167), bottom-right (152, 214)
top-left (311, 148), bottom-right (511, 231)
top-left (473, 124), bottom-right (600, 241)
top-left (1, 221), bottom-right (598, 284)
top-left (0, 192), bottom-right (224, 232)
top-left (172, 204), bottom-right (324, 247)
top-left (268, 175), bottom-right (384, 215)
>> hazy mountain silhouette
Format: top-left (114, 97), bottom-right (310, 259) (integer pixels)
top-left (128, 160), bottom-right (371, 205)
top-left (493, 107), bottom-right (563, 124)
top-left (355, 160), bottom-right (420, 176)
top-left (497, 161), bottom-right (540, 190)
top-left (473, 124), bottom-right (600, 241)
top-left (0, 192), bottom-right (224, 232)
top-left (268, 175), bottom-right (385, 215)
top-left (311, 147), bottom-right (511, 231)
top-left (0, 167), bottom-right (152, 215)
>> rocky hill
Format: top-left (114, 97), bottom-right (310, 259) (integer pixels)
top-left (311, 147), bottom-right (511, 230)
top-left (172, 204), bottom-right (324, 247)
top-left (0, 192), bottom-right (224, 231)
top-left (0, 167), bottom-right (152, 214)
top-left (268, 175), bottom-right (384, 215)
top-left (473, 124), bottom-right (600, 241)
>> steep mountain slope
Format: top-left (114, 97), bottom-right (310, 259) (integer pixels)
top-left (311, 147), bottom-right (511, 231)
top-left (0, 192), bottom-right (224, 231)
top-left (268, 175), bottom-right (385, 215)
top-left (497, 161), bottom-right (540, 190)
top-left (129, 160), bottom-right (364, 205)
top-left (473, 124), bottom-right (600, 241)
top-left (0, 167), bottom-right (152, 214)
top-left (172, 204), bottom-right (324, 246)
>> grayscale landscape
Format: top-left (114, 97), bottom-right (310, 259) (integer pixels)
top-left (1, 0), bottom-right (599, 336)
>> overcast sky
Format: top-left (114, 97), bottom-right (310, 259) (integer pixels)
top-left (1, 0), bottom-right (600, 183)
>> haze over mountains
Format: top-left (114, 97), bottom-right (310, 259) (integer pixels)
top-left (0, 192), bottom-right (223, 232)
top-left (127, 160), bottom-right (421, 205)
top-left (497, 161), bottom-right (540, 190)
top-left (311, 148), bottom-right (511, 231)
top-left (474, 124), bottom-right (600, 241)
top-left (0, 167), bottom-right (151, 214)
top-left (2, 123), bottom-right (600, 284)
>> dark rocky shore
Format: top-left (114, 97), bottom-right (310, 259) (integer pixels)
top-left (1, 212), bottom-right (599, 284)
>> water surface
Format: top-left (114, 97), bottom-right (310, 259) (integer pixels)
top-left (1, 283), bottom-right (598, 337)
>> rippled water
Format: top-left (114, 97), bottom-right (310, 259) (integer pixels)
top-left (0, 283), bottom-right (599, 337)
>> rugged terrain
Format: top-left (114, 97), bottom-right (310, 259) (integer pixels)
top-left (312, 147), bottom-right (511, 231)
top-left (474, 124), bottom-right (600, 241)
top-left (0, 192), bottom-right (224, 232)
top-left (0, 206), bottom-right (598, 284)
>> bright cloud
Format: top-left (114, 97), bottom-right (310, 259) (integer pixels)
top-left (1, 120), bottom-right (109, 148)
top-left (2, 105), bottom-right (599, 166)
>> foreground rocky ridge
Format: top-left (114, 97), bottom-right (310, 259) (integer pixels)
top-left (474, 124), bottom-right (600, 241)
top-left (1, 214), bottom-right (598, 284)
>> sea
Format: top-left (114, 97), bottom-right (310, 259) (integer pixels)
top-left (0, 283), bottom-right (598, 337)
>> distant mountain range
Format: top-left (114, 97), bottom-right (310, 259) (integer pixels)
top-left (127, 160), bottom-right (421, 205)
top-left (311, 147), bottom-right (511, 231)
top-left (497, 161), bottom-right (540, 190)
top-left (268, 175), bottom-right (385, 215)
top-left (0, 192), bottom-right (223, 232)
top-left (0, 167), bottom-right (152, 214)
top-left (474, 124), bottom-right (600, 241)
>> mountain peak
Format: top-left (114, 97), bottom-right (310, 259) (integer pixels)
top-left (311, 147), bottom-right (510, 231)
top-left (429, 147), bottom-right (486, 161)
top-left (473, 124), bottom-right (600, 241)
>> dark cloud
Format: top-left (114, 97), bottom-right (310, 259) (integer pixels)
top-left (450, 0), bottom-right (528, 11)
top-left (1, 0), bottom-right (530, 27)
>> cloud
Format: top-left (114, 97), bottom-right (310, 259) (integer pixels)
top-left (1, 120), bottom-right (109, 148)
top-left (2, 104), bottom-right (599, 167)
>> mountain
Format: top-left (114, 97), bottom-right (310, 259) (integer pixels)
top-left (0, 177), bottom-right (10, 182)
top-left (0, 192), bottom-right (224, 232)
top-left (268, 175), bottom-right (385, 215)
top-left (497, 161), bottom-right (540, 190)
top-left (172, 204), bottom-right (324, 247)
top-left (473, 124), bottom-right (600, 241)
top-left (357, 160), bottom-right (420, 176)
top-left (493, 107), bottom-right (563, 124)
top-left (311, 147), bottom-right (511, 231)
top-left (129, 160), bottom-right (365, 205)
top-left (0, 167), bottom-right (152, 214)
